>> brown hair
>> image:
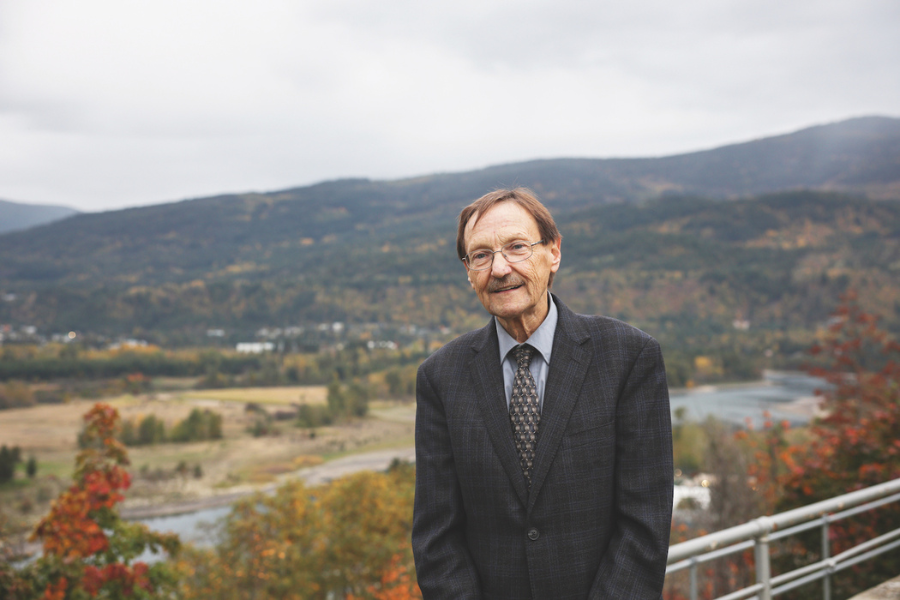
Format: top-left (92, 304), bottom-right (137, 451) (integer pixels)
top-left (456, 188), bottom-right (562, 284)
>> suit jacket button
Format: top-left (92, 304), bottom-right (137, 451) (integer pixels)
top-left (527, 528), bottom-right (539, 541)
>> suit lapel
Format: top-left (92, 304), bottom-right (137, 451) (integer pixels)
top-left (469, 320), bottom-right (530, 506)
top-left (527, 297), bottom-right (592, 511)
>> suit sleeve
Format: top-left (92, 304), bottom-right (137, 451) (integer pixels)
top-left (589, 337), bottom-right (673, 599)
top-left (412, 362), bottom-right (482, 599)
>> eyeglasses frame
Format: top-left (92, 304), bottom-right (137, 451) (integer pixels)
top-left (461, 239), bottom-right (546, 271)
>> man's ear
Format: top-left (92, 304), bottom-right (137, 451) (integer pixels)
top-left (549, 237), bottom-right (562, 273)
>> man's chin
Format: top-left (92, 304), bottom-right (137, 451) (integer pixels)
top-left (487, 298), bottom-right (530, 320)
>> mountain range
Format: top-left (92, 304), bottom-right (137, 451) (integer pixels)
top-left (0, 199), bottom-right (79, 235)
top-left (0, 115), bottom-right (898, 361)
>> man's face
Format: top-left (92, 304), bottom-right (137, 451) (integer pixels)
top-left (463, 201), bottom-right (561, 324)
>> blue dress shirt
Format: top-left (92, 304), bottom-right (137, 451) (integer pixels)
top-left (495, 294), bottom-right (558, 412)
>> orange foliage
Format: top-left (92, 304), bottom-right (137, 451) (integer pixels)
top-left (33, 404), bottom-right (131, 561)
top-left (177, 464), bottom-right (420, 600)
top-left (780, 294), bottom-right (900, 499)
top-left (732, 412), bottom-right (799, 513)
top-left (82, 563), bottom-right (151, 596)
top-left (347, 553), bottom-right (422, 600)
top-left (39, 579), bottom-right (66, 600)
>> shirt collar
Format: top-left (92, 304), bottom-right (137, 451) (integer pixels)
top-left (495, 293), bottom-right (558, 364)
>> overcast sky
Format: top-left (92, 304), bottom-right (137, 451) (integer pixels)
top-left (1, 0), bottom-right (898, 212)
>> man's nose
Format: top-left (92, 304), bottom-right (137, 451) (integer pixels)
top-left (490, 252), bottom-right (512, 278)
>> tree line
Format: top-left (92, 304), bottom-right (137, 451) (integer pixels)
top-left (109, 409), bottom-right (223, 448)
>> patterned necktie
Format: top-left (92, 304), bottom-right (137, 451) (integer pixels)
top-left (510, 344), bottom-right (540, 487)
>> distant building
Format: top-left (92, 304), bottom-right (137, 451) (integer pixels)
top-left (673, 484), bottom-right (711, 510)
top-left (109, 339), bottom-right (149, 350)
top-left (367, 340), bottom-right (398, 350)
top-left (236, 342), bottom-right (275, 354)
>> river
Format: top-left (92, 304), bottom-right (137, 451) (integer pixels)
top-left (668, 370), bottom-right (825, 428)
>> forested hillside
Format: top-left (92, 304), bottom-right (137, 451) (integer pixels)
top-left (0, 118), bottom-right (898, 374)
top-left (2, 191), bottom-right (899, 342)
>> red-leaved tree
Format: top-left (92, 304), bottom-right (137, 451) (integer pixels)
top-left (0, 403), bottom-right (180, 599)
top-left (664, 293), bottom-right (900, 599)
top-left (775, 293), bottom-right (900, 597)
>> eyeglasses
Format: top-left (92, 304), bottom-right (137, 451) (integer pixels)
top-left (462, 240), bottom-right (545, 271)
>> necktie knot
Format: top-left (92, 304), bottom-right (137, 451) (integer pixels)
top-left (514, 344), bottom-right (534, 369)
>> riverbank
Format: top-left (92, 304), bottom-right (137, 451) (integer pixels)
top-left (122, 445), bottom-right (417, 520)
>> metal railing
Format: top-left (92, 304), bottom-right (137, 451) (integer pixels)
top-left (666, 477), bottom-right (900, 600)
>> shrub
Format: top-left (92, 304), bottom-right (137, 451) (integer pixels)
top-left (295, 404), bottom-right (333, 429)
top-left (170, 408), bottom-right (223, 443)
top-left (0, 445), bottom-right (22, 484)
top-left (26, 456), bottom-right (37, 479)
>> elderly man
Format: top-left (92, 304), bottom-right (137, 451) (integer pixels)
top-left (412, 188), bottom-right (673, 599)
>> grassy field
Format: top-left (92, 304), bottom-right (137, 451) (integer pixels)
top-left (182, 385), bottom-right (328, 405)
top-left (0, 386), bottom-right (415, 540)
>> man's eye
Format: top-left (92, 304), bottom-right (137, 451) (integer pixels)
top-left (471, 251), bottom-right (491, 261)
top-left (507, 242), bottom-right (527, 251)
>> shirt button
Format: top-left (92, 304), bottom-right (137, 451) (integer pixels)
top-left (527, 528), bottom-right (540, 541)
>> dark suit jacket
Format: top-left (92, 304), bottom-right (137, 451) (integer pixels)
top-left (412, 296), bottom-right (673, 600)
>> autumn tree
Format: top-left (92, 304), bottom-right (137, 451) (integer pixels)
top-left (0, 403), bottom-right (181, 599)
top-left (177, 461), bottom-right (421, 600)
top-left (666, 294), bottom-right (900, 600)
top-left (774, 294), bottom-right (900, 597)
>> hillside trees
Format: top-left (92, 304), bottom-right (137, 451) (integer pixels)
top-left (0, 403), bottom-right (181, 599)
top-left (4, 192), bottom-right (899, 359)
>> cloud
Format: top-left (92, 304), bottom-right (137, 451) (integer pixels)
top-left (0, 0), bottom-right (898, 210)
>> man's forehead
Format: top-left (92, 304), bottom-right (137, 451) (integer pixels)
top-left (465, 202), bottom-right (540, 245)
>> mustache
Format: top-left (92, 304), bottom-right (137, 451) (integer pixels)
top-left (487, 276), bottom-right (526, 293)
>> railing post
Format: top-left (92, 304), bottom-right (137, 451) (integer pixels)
top-left (755, 532), bottom-right (772, 600)
top-left (821, 516), bottom-right (831, 600)
top-left (690, 557), bottom-right (698, 600)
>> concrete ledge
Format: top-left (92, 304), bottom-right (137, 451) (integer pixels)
top-left (849, 575), bottom-right (900, 599)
